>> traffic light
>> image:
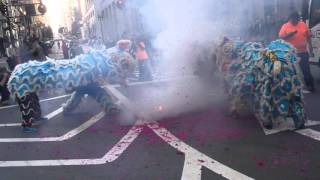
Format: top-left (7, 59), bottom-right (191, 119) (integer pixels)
top-left (115, 0), bottom-right (125, 9)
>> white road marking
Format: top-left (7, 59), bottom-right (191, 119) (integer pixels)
top-left (0, 117), bottom-right (256, 180)
top-left (259, 119), bottom-right (320, 135)
top-left (182, 155), bottom-right (202, 180)
top-left (0, 123), bottom-right (20, 127)
top-left (0, 125), bottom-right (144, 167)
top-left (296, 129), bottom-right (320, 141)
top-left (0, 111), bottom-right (104, 143)
top-left (112, 75), bottom-right (197, 88)
top-left (0, 107), bottom-right (63, 128)
top-left (45, 107), bottom-right (63, 120)
top-left (106, 85), bottom-right (254, 180)
top-left (0, 82), bottom-right (253, 180)
top-left (148, 123), bottom-right (254, 180)
top-left (0, 94), bottom-right (70, 111)
top-left (0, 76), bottom-right (195, 111)
top-left (0, 104), bottom-right (18, 111)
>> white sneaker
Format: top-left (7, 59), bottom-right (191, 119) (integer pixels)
top-left (302, 89), bottom-right (311, 94)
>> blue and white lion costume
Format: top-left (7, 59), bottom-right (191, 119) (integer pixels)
top-left (216, 39), bottom-right (306, 129)
top-left (8, 41), bottom-right (135, 132)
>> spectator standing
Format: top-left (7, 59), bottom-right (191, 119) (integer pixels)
top-left (62, 41), bottom-right (69, 59)
top-left (69, 41), bottom-right (84, 58)
top-left (6, 46), bottom-right (20, 71)
top-left (30, 38), bottom-right (46, 61)
top-left (57, 41), bottom-right (61, 49)
top-left (0, 67), bottom-right (10, 106)
top-left (135, 41), bottom-right (152, 81)
top-left (279, 12), bottom-right (315, 92)
top-left (0, 37), bottom-right (6, 56)
top-left (18, 40), bottom-right (32, 63)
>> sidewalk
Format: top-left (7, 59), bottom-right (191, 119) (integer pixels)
top-left (48, 44), bottom-right (64, 60)
top-left (0, 57), bottom-right (8, 68)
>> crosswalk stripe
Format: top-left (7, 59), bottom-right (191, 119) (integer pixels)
top-left (296, 128), bottom-right (320, 141)
top-left (0, 107), bottom-right (63, 128)
top-left (106, 84), bottom-right (254, 180)
top-left (0, 94), bottom-right (71, 111)
top-left (0, 110), bottom-right (102, 143)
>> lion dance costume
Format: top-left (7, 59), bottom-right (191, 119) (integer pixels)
top-left (217, 39), bottom-right (306, 129)
top-left (8, 40), bottom-right (134, 132)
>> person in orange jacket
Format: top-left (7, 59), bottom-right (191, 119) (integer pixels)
top-left (135, 40), bottom-right (152, 81)
top-left (279, 12), bottom-right (315, 92)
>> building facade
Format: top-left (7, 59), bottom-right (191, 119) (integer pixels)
top-left (78, 0), bottom-right (310, 43)
top-left (79, 0), bottom-right (143, 42)
top-left (0, 0), bottom-right (50, 66)
top-left (79, 0), bottom-right (97, 39)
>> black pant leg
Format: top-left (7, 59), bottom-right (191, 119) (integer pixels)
top-left (0, 84), bottom-right (10, 101)
top-left (17, 93), bottom-right (41, 127)
top-left (86, 83), bottom-right (114, 110)
top-left (138, 60), bottom-right (152, 81)
top-left (298, 53), bottom-right (314, 89)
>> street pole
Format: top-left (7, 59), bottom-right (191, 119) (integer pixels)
top-left (98, 16), bottom-right (105, 42)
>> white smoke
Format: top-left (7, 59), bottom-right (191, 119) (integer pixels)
top-left (137, 0), bottom-right (250, 74)
top-left (120, 0), bottom-right (252, 124)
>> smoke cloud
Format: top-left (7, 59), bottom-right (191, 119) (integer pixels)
top-left (121, 0), bottom-right (253, 124)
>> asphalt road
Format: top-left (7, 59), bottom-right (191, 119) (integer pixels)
top-left (0, 48), bottom-right (320, 180)
top-left (1, 69), bottom-right (320, 180)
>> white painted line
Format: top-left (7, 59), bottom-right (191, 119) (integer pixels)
top-left (0, 104), bottom-right (18, 111)
top-left (296, 129), bottom-right (320, 141)
top-left (0, 81), bottom-right (253, 180)
top-left (59, 112), bottom-right (105, 141)
top-left (40, 94), bottom-right (71, 103)
top-left (0, 125), bottom-right (144, 167)
top-left (0, 94), bottom-right (71, 111)
top-left (0, 111), bottom-right (104, 143)
top-left (103, 125), bottom-right (144, 162)
top-left (0, 76), bottom-right (195, 111)
top-left (182, 155), bottom-right (202, 180)
top-left (108, 84), bottom-right (254, 179)
top-left (0, 107), bottom-right (63, 128)
top-left (112, 75), bottom-right (197, 88)
top-left (259, 119), bottom-right (320, 135)
top-left (45, 107), bottom-right (63, 120)
top-left (0, 123), bottom-right (20, 127)
top-left (148, 123), bottom-right (254, 180)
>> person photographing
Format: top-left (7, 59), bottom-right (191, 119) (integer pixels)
top-left (279, 12), bottom-right (315, 92)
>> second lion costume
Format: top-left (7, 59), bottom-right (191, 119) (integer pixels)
top-left (216, 39), bottom-right (306, 129)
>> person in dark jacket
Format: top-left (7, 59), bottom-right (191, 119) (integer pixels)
top-left (0, 66), bottom-right (10, 106)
